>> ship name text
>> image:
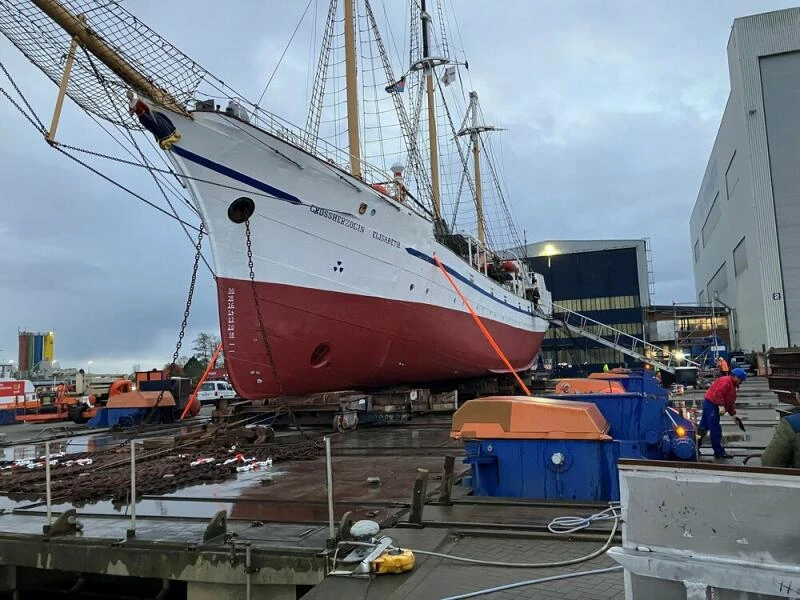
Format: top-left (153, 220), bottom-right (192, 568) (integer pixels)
top-left (372, 231), bottom-right (401, 248)
top-left (309, 205), bottom-right (365, 233)
top-left (309, 204), bottom-right (401, 249)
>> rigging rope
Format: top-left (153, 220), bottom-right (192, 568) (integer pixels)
top-left (81, 46), bottom-right (215, 275)
top-left (0, 57), bottom-right (214, 272)
top-left (256, 0), bottom-right (315, 106)
top-left (52, 144), bottom-right (203, 232)
top-left (85, 108), bottom-right (199, 217)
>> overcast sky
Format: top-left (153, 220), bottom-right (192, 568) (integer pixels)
top-left (0, 1), bottom-right (795, 373)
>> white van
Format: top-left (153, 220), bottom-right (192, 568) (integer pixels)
top-left (196, 380), bottom-right (236, 404)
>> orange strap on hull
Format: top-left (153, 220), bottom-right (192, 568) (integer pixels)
top-left (433, 254), bottom-right (531, 396)
top-left (181, 341), bottom-right (224, 420)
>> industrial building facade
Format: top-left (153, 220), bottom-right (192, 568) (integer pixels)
top-left (525, 240), bottom-right (651, 370)
top-left (691, 8), bottom-right (800, 351)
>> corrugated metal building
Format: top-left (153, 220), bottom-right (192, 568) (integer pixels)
top-left (691, 8), bottom-right (800, 351)
top-left (524, 240), bottom-right (651, 371)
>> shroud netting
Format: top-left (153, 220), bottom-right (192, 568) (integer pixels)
top-left (0, 0), bottom-right (207, 128)
top-left (1, 0), bottom-right (529, 258)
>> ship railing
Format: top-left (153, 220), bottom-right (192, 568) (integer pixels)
top-left (191, 96), bottom-right (401, 198)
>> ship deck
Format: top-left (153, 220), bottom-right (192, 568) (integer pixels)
top-left (0, 378), bottom-right (784, 599)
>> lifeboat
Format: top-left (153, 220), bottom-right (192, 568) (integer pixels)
top-left (501, 260), bottom-right (519, 273)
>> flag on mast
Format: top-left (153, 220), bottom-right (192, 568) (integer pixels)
top-left (385, 76), bottom-right (406, 93)
top-left (441, 66), bottom-right (457, 86)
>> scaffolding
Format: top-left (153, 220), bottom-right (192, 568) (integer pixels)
top-left (672, 301), bottom-right (730, 367)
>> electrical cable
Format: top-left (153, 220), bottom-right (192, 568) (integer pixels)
top-left (404, 516), bottom-right (617, 568)
top-left (547, 504), bottom-right (621, 534)
top-left (335, 506), bottom-right (621, 570)
top-left (439, 566), bottom-right (625, 600)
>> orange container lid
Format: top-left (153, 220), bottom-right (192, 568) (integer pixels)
top-left (451, 396), bottom-right (611, 441)
top-left (588, 372), bottom-right (630, 380)
top-left (106, 390), bottom-right (176, 408)
top-left (554, 378), bottom-right (626, 394)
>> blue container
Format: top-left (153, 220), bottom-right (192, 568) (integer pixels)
top-left (546, 392), bottom-right (696, 461)
top-left (463, 438), bottom-right (642, 501)
top-left (455, 392), bottom-right (697, 503)
top-left (87, 407), bottom-right (146, 428)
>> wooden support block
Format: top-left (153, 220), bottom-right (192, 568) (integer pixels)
top-left (439, 456), bottom-right (455, 504)
top-left (408, 468), bottom-right (429, 525)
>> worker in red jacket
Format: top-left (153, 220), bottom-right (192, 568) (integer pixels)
top-left (697, 368), bottom-right (747, 459)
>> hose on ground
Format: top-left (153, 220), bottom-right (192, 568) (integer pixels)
top-left (336, 505), bottom-right (621, 570)
top-left (439, 565), bottom-right (625, 600)
top-left (547, 504), bottom-right (621, 534)
top-left (407, 516), bottom-right (617, 568)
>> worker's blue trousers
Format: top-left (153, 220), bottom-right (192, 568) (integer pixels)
top-left (699, 399), bottom-right (725, 457)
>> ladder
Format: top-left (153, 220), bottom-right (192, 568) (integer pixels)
top-left (543, 302), bottom-right (702, 375)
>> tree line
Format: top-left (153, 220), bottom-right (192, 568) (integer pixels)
top-left (132, 332), bottom-right (224, 381)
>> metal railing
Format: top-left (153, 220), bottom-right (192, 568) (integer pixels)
top-left (193, 96), bottom-right (404, 196)
top-left (546, 302), bottom-right (702, 373)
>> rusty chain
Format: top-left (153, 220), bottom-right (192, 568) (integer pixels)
top-left (245, 219), bottom-right (283, 395)
top-left (0, 61), bottom-right (46, 132)
top-left (140, 222), bottom-right (206, 427)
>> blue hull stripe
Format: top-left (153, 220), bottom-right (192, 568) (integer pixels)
top-left (172, 145), bottom-right (302, 205)
top-left (171, 145), bottom-right (533, 319)
top-left (405, 247), bottom-right (534, 317)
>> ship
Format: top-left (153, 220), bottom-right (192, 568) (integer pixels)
top-left (0, 0), bottom-right (552, 399)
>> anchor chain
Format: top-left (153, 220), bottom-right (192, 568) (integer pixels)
top-left (142, 222), bottom-right (206, 426)
top-left (245, 220), bottom-right (283, 396)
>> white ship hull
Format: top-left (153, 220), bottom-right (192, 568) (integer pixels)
top-left (163, 110), bottom-right (550, 399)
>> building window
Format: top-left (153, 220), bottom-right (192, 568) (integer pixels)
top-left (733, 237), bottom-right (748, 277)
top-left (693, 239), bottom-right (700, 264)
top-left (725, 151), bottom-right (739, 201)
top-left (702, 192), bottom-right (721, 246)
top-left (708, 262), bottom-right (728, 299)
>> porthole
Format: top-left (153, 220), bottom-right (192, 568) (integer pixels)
top-left (228, 197), bottom-right (255, 223)
top-left (310, 343), bottom-right (331, 368)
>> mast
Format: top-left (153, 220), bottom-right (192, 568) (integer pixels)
top-left (30, 0), bottom-right (186, 114)
top-left (420, 0), bottom-right (442, 221)
top-left (458, 91), bottom-right (496, 246)
top-left (343, 0), bottom-right (363, 178)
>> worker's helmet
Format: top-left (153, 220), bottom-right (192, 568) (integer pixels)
top-left (731, 367), bottom-right (747, 381)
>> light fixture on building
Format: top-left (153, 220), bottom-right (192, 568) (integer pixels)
top-left (540, 243), bottom-right (559, 257)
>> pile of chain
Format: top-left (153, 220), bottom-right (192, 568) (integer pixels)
top-left (0, 428), bottom-right (323, 507)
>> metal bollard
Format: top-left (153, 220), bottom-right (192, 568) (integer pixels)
top-left (325, 436), bottom-right (335, 540)
top-left (45, 441), bottom-right (52, 527)
top-left (245, 542), bottom-right (252, 600)
top-left (127, 440), bottom-right (136, 538)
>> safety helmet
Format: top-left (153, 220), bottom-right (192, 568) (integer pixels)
top-left (731, 367), bottom-right (747, 381)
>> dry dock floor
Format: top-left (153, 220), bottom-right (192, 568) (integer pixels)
top-left (0, 376), bottom-right (785, 599)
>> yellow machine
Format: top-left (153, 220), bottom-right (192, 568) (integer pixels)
top-left (371, 548), bottom-right (415, 574)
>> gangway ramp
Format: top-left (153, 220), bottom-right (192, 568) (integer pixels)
top-left (541, 302), bottom-right (701, 375)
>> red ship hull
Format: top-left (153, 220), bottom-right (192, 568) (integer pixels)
top-left (218, 277), bottom-right (545, 400)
